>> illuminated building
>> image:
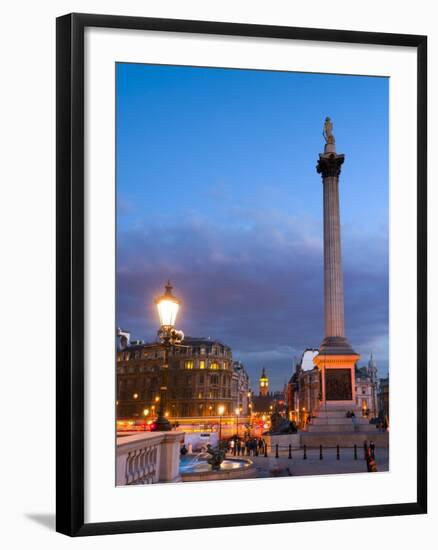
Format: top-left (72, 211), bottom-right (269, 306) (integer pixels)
top-left (116, 335), bottom-right (249, 418)
top-left (259, 367), bottom-right (269, 396)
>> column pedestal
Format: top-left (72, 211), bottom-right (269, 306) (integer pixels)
top-left (313, 352), bottom-right (358, 408)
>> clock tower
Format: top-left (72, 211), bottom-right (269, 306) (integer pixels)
top-left (259, 368), bottom-right (269, 397)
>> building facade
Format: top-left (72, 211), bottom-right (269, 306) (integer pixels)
top-left (116, 335), bottom-right (249, 419)
top-left (354, 354), bottom-right (379, 417)
top-left (378, 376), bottom-right (389, 421)
top-left (232, 361), bottom-right (251, 414)
top-left (286, 349), bottom-right (320, 425)
top-left (287, 349), bottom-right (381, 426)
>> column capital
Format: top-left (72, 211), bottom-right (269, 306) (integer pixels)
top-left (316, 152), bottom-right (345, 178)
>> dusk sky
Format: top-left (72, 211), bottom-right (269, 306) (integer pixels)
top-left (116, 63), bottom-right (389, 390)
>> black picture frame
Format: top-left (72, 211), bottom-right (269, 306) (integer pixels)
top-left (56, 12), bottom-right (427, 537)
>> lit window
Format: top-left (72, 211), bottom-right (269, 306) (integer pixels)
top-left (199, 360), bottom-right (205, 369)
top-left (223, 362), bottom-right (227, 369)
top-left (185, 361), bottom-right (194, 369)
top-left (210, 362), bottom-right (219, 370)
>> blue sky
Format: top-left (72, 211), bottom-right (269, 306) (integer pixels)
top-left (116, 63), bottom-right (389, 390)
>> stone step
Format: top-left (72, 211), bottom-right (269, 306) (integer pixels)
top-left (314, 411), bottom-right (371, 421)
top-left (311, 417), bottom-right (353, 425)
top-left (301, 431), bottom-right (389, 447)
top-left (307, 424), bottom-right (358, 433)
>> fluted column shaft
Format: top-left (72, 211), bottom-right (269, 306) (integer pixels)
top-left (317, 152), bottom-right (346, 340)
top-left (323, 175), bottom-right (345, 337)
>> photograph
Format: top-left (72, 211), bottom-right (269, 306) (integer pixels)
top-left (115, 63), bottom-right (389, 485)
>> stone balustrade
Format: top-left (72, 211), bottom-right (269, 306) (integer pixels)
top-left (116, 431), bottom-right (184, 485)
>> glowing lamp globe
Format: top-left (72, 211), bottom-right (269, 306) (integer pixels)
top-left (155, 281), bottom-right (180, 328)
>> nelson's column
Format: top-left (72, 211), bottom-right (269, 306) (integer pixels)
top-left (313, 117), bottom-right (360, 409)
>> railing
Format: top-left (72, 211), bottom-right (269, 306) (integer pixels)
top-left (228, 442), bottom-right (379, 469)
top-left (125, 442), bottom-right (160, 485)
top-left (117, 431), bottom-right (184, 485)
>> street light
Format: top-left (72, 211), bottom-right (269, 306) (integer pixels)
top-left (155, 280), bottom-right (181, 329)
top-left (235, 407), bottom-right (240, 438)
top-left (143, 408), bottom-right (149, 431)
top-left (153, 281), bottom-right (184, 431)
top-left (218, 405), bottom-right (225, 442)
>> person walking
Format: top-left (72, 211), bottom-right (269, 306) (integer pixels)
top-left (236, 439), bottom-right (241, 456)
top-left (258, 438), bottom-right (264, 455)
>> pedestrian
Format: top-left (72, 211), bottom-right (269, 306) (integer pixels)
top-left (258, 438), bottom-right (264, 454)
top-left (369, 440), bottom-right (375, 459)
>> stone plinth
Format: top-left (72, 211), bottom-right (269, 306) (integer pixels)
top-left (158, 431), bottom-right (185, 483)
top-left (264, 433), bottom-right (301, 450)
top-left (313, 353), bottom-right (359, 407)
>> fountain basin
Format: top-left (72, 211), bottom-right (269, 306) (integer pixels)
top-left (180, 455), bottom-right (256, 482)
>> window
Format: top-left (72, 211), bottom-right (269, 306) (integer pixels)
top-left (210, 362), bottom-right (219, 370)
top-left (185, 360), bottom-right (194, 369)
top-left (199, 375), bottom-right (204, 384)
top-left (199, 360), bottom-right (205, 369)
top-left (223, 362), bottom-right (227, 370)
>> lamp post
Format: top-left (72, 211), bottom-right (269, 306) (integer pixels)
top-left (235, 407), bottom-right (240, 438)
top-left (153, 281), bottom-right (184, 431)
top-left (143, 408), bottom-right (149, 431)
top-left (218, 405), bottom-right (225, 442)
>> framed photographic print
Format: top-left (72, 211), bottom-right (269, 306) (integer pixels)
top-left (56, 13), bottom-right (427, 536)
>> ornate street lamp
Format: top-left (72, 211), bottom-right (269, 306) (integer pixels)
top-left (153, 281), bottom-right (184, 431)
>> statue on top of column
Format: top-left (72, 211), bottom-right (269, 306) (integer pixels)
top-left (323, 116), bottom-right (335, 145)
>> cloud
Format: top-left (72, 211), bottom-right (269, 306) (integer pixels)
top-left (117, 208), bottom-right (389, 388)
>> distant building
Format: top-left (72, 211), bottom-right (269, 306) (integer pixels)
top-left (354, 354), bottom-right (379, 417)
top-left (232, 361), bottom-right (251, 414)
top-left (116, 335), bottom-right (249, 418)
top-left (286, 349), bottom-right (320, 425)
top-left (259, 367), bottom-right (269, 396)
top-left (251, 368), bottom-right (286, 415)
top-left (378, 376), bottom-right (389, 420)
